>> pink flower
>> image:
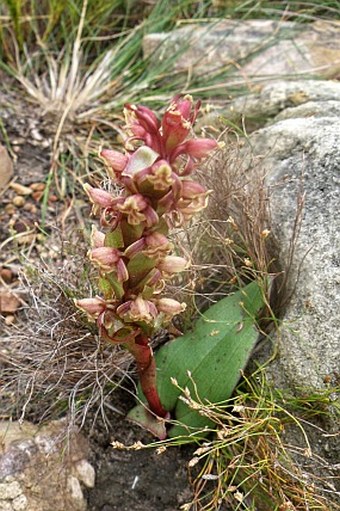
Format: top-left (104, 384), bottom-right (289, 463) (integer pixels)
top-left (171, 138), bottom-right (218, 162)
top-left (84, 184), bottom-right (115, 210)
top-left (144, 160), bottom-right (174, 191)
top-left (162, 95), bottom-right (200, 153)
top-left (74, 297), bottom-right (107, 321)
top-left (89, 247), bottom-right (129, 282)
top-left (156, 297), bottom-right (186, 318)
top-left (124, 232), bottom-right (173, 261)
top-left (117, 296), bottom-right (158, 325)
top-left (101, 149), bottom-right (129, 181)
top-left (158, 255), bottom-right (189, 276)
top-left (117, 194), bottom-right (159, 227)
top-left (124, 104), bottom-right (162, 153)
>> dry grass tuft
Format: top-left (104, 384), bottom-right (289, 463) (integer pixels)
top-left (173, 132), bottom-right (282, 329)
top-left (0, 252), bottom-right (134, 431)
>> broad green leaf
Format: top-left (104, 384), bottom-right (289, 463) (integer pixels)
top-left (154, 280), bottom-right (265, 438)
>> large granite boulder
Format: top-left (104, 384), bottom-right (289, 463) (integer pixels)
top-left (144, 20), bottom-right (340, 80)
top-left (227, 80), bottom-right (340, 391)
top-left (0, 421), bottom-right (95, 511)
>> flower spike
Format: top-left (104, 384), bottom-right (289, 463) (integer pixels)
top-left (76, 95), bottom-right (217, 426)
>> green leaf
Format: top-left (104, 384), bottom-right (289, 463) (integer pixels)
top-left (127, 253), bottom-right (155, 288)
top-left (99, 273), bottom-right (124, 300)
top-left (154, 280), bottom-right (265, 439)
top-left (104, 226), bottom-right (124, 249)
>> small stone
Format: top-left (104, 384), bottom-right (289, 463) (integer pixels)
top-left (0, 268), bottom-right (13, 283)
top-left (12, 196), bottom-right (25, 208)
top-left (30, 128), bottom-right (43, 142)
top-left (10, 183), bottom-right (33, 196)
top-left (4, 315), bottom-right (15, 326)
top-left (32, 191), bottom-right (44, 202)
top-left (0, 291), bottom-right (21, 313)
top-left (4, 204), bottom-right (16, 215)
top-left (23, 203), bottom-right (37, 214)
top-left (67, 476), bottom-right (85, 507)
top-left (0, 481), bottom-right (22, 499)
top-left (29, 183), bottom-right (45, 192)
top-left (12, 494), bottom-right (27, 511)
top-left (75, 459), bottom-right (95, 488)
top-left (0, 144), bottom-right (13, 191)
top-left (0, 501), bottom-right (13, 511)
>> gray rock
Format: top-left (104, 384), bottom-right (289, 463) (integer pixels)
top-left (74, 459), bottom-right (96, 489)
top-left (143, 20), bottom-right (340, 80)
top-left (236, 87), bottom-right (340, 390)
top-left (0, 481), bottom-right (22, 500)
top-left (12, 495), bottom-right (28, 511)
top-left (0, 420), bottom-right (95, 511)
top-left (197, 80), bottom-right (340, 131)
top-left (0, 144), bottom-right (13, 191)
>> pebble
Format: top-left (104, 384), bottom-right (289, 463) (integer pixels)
top-left (12, 494), bottom-right (28, 511)
top-left (32, 191), bottom-right (44, 202)
top-left (30, 128), bottom-right (43, 141)
top-left (0, 268), bottom-right (13, 283)
top-left (4, 315), bottom-right (15, 326)
top-left (4, 204), bottom-right (16, 215)
top-left (23, 203), bottom-right (37, 214)
top-left (10, 183), bottom-right (33, 196)
top-left (12, 196), bottom-right (25, 208)
top-left (75, 459), bottom-right (95, 488)
top-left (67, 476), bottom-right (85, 504)
top-left (0, 481), bottom-right (22, 499)
top-left (30, 183), bottom-right (45, 192)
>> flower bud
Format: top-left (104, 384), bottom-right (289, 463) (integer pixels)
top-left (158, 256), bottom-right (189, 275)
top-left (84, 184), bottom-right (115, 210)
top-left (75, 297), bottom-right (106, 321)
top-left (117, 296), bottom-right (158, 325)
top-left (181, 180), bottom-right (207, 200)
top-left (101, 149), bottom-right (128, 172)
top-left (156, 298), bottom-right (186, 317)
top-left (171, 138), bottom-right (218, 162)
top-left (89, 247), bottom-right (128, 281)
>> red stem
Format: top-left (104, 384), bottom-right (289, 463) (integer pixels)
top-left (128, 334), bottom-right (167, 418)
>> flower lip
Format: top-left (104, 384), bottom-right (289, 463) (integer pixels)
top-left (122, 146), bottom-right (159, 177)
top-left (89, 247), bottom-right (128, 281)
top-left (117, 296), bottom-right (158, 325)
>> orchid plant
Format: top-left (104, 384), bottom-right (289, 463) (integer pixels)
top-left (75, 95), bottom-right (218, 421)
